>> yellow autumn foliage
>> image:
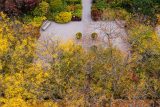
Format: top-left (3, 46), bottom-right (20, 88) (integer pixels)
top-left (2, 97), bottom-right (29, 107)
top-left (0, 11), bottom-right (160, 107)
top-left (0, 12), bottom-right (52, 106)
top-left (129, 24), bottom-right (160, 54)
top-left (54, 12), bottom-right (72, 23)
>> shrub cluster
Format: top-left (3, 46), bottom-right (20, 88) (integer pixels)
top-left (31, 0), bottom-right (82, 23)
top-left (54, 12), bottom-right (72, 23)
top-left (0, 0), bottom-right (39, 16)
top-left (0, 0), bottom-right (82, 24)
top-left (92, 0), bottom-right (160, 25)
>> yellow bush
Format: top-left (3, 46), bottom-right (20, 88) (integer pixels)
top-left (31, 101), bottom-right (58, 107)
top-left (2, 97), bottom-right (29, 107)
top-left (29, 16), bottom-right (47, 27)
top-left (54, 12), bottom-right (72, 23)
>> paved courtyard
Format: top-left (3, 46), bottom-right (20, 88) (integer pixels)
top-left (37, 0), bottom-right (160, 65)
top-left (39, 0), bottom-right (128, 49)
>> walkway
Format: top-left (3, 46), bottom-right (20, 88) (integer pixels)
top-left (37, 0), bottom-right (130, 64)
top-left (39, 0), bottom-right (128, 48)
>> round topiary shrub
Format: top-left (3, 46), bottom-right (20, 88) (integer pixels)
top-left (76, 32), bottom-right (82, 40)
top-left (91, 32), bottom-right (98, 40)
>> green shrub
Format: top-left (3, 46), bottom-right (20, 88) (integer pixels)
top-left (33, 1), bottom-right (49, 16)
top-left (76, 32), bottom-right (82, 39)
top-left (73, 9), bottom-right (82, 18)
top-left (54, 12), bottom-right (72, 23)
top-left (95, 0), bottom-right (107, 10)
top-left (104, 0), bottom-right (160, 25)
top-left (130, 0), bottom-right (157, 16)
top-left (50, 0), bottom-right (64, 12)
top-left (22, 15), bottom-right (46, 27)
top-left (91, 32), bottom-right (98, 40)
top-left (66, 0), bottom-right (81, 4)
top-left (75, 4), bottom-right (82, 10)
